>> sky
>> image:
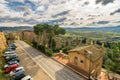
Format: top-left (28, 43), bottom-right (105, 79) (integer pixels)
top-left (0, 0), bottom-right (120, 27)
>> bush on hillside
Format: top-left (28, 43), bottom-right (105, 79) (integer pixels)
top-left (45, 48), bottom-right (53, 57)
top-left (38, 45), bottom-right (46, 53)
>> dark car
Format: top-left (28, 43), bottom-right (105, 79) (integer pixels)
top-left (8, 57), bottom-right (20, 62)
top-left (3, 48), bottom-right (14, 53)
top-left (10, 72), bottom-right (25, 80)
top-left (7, 60), bottom-right (19, 65)
top-left (9, 43), bottom-right (17, 50)
top-left (5, 55), bottom-right (18, 61)
top-left (3, 53), bottom-right (17, 58)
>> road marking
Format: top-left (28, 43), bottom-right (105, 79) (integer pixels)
top-left (16, 42), bottom-right (55, 80)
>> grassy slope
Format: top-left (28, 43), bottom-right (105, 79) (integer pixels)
top-left (0, 54), bottom-right (9, 80)
top-left (66, 30), bottom-right (120, 41)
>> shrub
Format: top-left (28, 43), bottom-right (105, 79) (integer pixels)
top-left (45, 48), bottom-right (53, 57)
top-left (62, 47), bottom-right (70, 54)
top-left (38, 45), bottom-right (46, 53)
top-left (52, 48), bottom-right (60, 53)
top-left (32, 41), bottom-right (37, 48)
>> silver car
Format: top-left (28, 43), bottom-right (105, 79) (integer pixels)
top-left (10, 67), bottom-right (25, 76)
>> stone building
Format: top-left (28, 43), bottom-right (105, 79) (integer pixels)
top-left (68, 45), bottom-right (103, 79)
top-left (20, 30), bottom-right (36, 42)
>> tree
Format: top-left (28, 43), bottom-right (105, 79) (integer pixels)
top-left (104, 42), bottom-right (120, 75)
top-left (82, 38), bottom-right (87, 44)
top-left (33, 24), bottom-right (66, 49)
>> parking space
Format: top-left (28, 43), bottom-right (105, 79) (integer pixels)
top-left (15, 44), bottom-right (52, 80)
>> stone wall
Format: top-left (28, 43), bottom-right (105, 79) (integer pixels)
top-left (21, 31), bottom-right (36, 42)
top-left (7, 31), bottom-right (36, 43)
top-left (0, 32), bottom-right (7, 53)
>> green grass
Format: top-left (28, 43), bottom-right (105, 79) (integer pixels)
top-left (0, 54), bottom-right (9, 80)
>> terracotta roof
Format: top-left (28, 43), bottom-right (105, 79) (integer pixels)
top-left (68, 45), bottom-right (104, 62)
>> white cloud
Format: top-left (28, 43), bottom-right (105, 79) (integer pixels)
top-left (36, 6), bottom-right (45, 11)
top-left (5, 0), bottom-right (24, 3)
top-left (0, 0), bottom-right (120, 27)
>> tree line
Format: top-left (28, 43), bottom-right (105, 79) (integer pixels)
top-left (33, 24), bottom-right (66, 56)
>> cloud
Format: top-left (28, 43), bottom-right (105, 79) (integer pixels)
top-left (96, 0), bottom-right (115, 5)
top-left (84, 1), bottom-right (89, 5)
top-left (0, 14), bottom-right (39, 26)
top-left (5, 0), bottom-right (24, 3)
top-left (36, 6), bottom-right (45, 11)
top-left (114, 21), bottom-right (120, 23)
top-left (0, 0), bottom-right (120, 27)
top-left (88, 18), bottom-right (94, 20)
top-left (52, 10), bottom-right (70, 18)
top-left (70, 22), bottom-right (78, 25)
top-left (12, 6), bottom-right (28, 11)
top-left (110, 8), bottom-right (120, 15)
top-left (96, 21), bottom-right (110, 24)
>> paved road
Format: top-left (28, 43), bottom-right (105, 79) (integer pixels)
top-left (15, 43), bottom-right (52, 80)
top-left (15, 40), bottom-right (86, 80)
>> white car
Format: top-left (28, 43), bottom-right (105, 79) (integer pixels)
top-left (10, 67), bottom-right (25, 76)
top-left (21, 75), bottom-right (33, 80)
top-left (4, 50), bottom-right (15, 54)
top-left (3, 53), bottom-right (16, 58)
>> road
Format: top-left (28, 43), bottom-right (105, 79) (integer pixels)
top-left (15, 40), bottom-right (86, 80)
top-left (15, 43), bottom-right (52, 80)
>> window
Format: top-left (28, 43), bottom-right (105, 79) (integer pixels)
top-left (80, 60), bottom-right (84, 63)
top-left (74, 57), bottom-right (78, 65)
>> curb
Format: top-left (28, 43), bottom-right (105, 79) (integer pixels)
top-left (51, 57), bottom-right (88, 80)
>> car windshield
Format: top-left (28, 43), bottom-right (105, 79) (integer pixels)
top-left (10, 61), bottom-right (16, 64)
top-left (15, 70), bottom-right (19, 73)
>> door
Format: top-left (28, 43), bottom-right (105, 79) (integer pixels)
top-left (74, 57), bottom-right (78, 65)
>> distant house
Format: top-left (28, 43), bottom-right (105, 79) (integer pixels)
top-left (68, 45), bottom-right (104, 79)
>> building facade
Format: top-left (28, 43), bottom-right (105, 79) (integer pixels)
top-left (68, 45), bottom-right (103, 79)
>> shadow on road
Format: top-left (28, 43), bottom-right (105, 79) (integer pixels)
top-left (55, 66), bottom-right (86, 80)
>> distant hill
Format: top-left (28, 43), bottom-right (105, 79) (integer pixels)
top-left (0, 26), bottom-right (33, 32)
top-left (65, 25), bottom-right (120, 32)
top-left (0, 25), bottom-right (120, 33)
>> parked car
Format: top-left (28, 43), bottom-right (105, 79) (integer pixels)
top-left (3, 53), bottom-right (17, 58)
top-left (5, 64), bottom-right (19, 73)
top-left (10, 72), bottom-right (25, 80)
top-left (3, 48), bottom-right (14, 53)
top-left (5, 55), bottom-right (18, 61)
top-left (9, 43), bottom-right (17, 48)
top-left (10, 67), bottom-right (25, 76)
top-left (4, 48), bottom-right (15, 54)
top-left (8, 57), bottom-right (20, 62)
top-left (9, 43), bottom-right (17, 50)
top-left (21, 75), bottom-right (33, 80)
top-left (4, 63), bottom-right (19, 69)
top-left (6, 60), bottom-right (19, 66)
